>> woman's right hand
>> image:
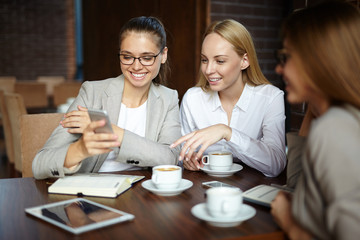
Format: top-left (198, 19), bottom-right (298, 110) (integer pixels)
top-left (64, 120), bottom-right (120, 168)
top-left (170, 124), bottom-right (232, 166)
top-left (80, 120), bottom-right (120, 156)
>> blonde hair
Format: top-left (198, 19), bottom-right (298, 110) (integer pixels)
top-left (196, 19), bottom-right (269, 91)
top-left (283, 1), bottom-right (360, 108)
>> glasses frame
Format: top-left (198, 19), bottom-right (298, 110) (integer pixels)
top-left (118, 48), bottom-right (164, 66)
top-left (274, 48), bottom-right (289, 66)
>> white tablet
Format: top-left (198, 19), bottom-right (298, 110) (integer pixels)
top-left (25, 198), bottom-right (134, 234)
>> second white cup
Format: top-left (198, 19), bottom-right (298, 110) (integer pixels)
top-left (151, 165), bottom-right (182, 190)
top-left (206, 187), bottom-right (243, 219)
top-left (201, 152), bottom-right (233, 171)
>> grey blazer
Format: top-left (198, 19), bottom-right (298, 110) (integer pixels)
top-left (32, 75), bottom-right (181, 179)
top-left (291, 105), bottom-right (360, 239)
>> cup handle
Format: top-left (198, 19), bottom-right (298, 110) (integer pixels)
top-left (151, 173), bottom-right (158, 184)
top-left (201, 155), bottom-right (210, 165)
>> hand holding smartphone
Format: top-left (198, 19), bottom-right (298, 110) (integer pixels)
top-left (88, 109), bottom-right (114, 133)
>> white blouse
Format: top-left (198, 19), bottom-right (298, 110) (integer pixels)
top-left (99, 101), bottom-right (147, 172)
top-left (180, 84), bottom-right (286, 177)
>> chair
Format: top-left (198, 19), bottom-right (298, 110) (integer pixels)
top-left (0, 76), bottom-right (16, 150)
top-left (0, 90), bottom-right (15, 164)
top-left (36, 76), bottom-right (65, 97)
top-left (0, 76), bottom-right (16, 93)
top-left (53, 82), bottom-right (82, 106)
top-left (15, 82), bottom-right (48, 109)
top-left (20, 113), bottom-right (63, 177)
top-left (4, 93), bottom-right (27, 173)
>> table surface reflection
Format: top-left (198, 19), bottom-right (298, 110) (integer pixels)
top-left (0, 165), bottom-right (286, 240)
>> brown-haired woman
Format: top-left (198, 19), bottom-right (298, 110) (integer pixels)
top-left (33, 16), bottom-right (181, 179)
top-left (271, 1), bottom-right (360, 239)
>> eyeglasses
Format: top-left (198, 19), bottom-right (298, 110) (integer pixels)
top-left (275, 48), bottom-right (290, 66)
top-left (118, 49), bottom-right (163, 66)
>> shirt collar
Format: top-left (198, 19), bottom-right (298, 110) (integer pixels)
top-left (235, 83), bottom-right (253, 112)
top-left (208, 83), bottom-right (254, 112)
top-left (207, 91), bottom-right (222, 112)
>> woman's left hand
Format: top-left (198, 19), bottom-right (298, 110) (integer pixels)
top-left (271, 191), bottom-right (293, 233)
top-left (170, 124), bottom-right (232, 162)
top-left (182, 154), bottom-right (203, 171)
top-left (271, 191), bottom-right (313, 239)
top-left (61, 105), bottom-right (90, 134)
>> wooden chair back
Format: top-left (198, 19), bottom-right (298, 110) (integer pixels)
top-left (0, 76), bottom-right (16, 93)
top-left (15, 82), bottom-right (48, 109)
top-left (36, 76), bottom-right (65, 96)
top-left (53, 82), bottom-right (82, 106)
top-left (0, 77), bottom-right (16, 156)
top-left (4, 93), bottom-right (27, 172)
top-left (0, 90), bottom-right (15, 163)
top-left (20, 113), bottom-right (63, 177)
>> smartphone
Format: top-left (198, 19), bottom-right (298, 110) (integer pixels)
top-left (88, 109), bottom-right (114, 133)
top-left (202, 181), bottom-right (236, 189)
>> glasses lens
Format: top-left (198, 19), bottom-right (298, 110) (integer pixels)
top-left (119, 55), bottom-right (134, 65)
top-left (119, 49), bottom-right (162, 66)
top-left (139, 56), bottom-right (155, 66)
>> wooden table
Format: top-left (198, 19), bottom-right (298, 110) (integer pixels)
top-left (0, 166), bottom-right (286, 240)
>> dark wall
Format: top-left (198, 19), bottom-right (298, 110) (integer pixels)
top-left (82, 0), bottom-right (209, 99)
top-left (0, 0), bottom-right (75, 80)
top-left (211, 0), bottom-right (285, 87)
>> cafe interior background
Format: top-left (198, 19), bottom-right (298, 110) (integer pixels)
top-left (1, 0), bottom-right (359, 178)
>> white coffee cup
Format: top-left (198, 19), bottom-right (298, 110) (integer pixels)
top-left (201, 152), bottom-right (233, 171)
top-left (206, 187), bottom-right (243, 219)
top-left (151, 165), bottom-right (182, 190)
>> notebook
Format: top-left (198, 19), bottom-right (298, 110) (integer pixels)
top-left (48, 173), bottom-right (144, 198)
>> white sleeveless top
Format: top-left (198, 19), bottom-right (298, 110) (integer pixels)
top-left (99, 101), bottom-right (147, 172)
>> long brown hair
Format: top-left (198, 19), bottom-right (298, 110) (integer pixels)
top-left (119, 16), bottom-right (170, 86)
top-left (282, 0), bottom-right (360, 108)
top-left (196, 19), bottom-right (269, 91)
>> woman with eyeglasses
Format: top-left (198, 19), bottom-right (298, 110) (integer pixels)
top-left (32, 16), bottom-right (181, 179)
top-left (170, 19), bottom-right (286, 177)
top-left (271, 1), bottom-right (360, 239)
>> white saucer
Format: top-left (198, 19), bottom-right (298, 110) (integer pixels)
top-left (141, 179), bottom-right (193, 196)
top-left (191, 203), bottom-right (256, 227)
top-left (200, 163), bottom-right (243, 177)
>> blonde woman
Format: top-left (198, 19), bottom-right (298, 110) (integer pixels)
top-left (171, 19), bottom-right (286, 177)
top-left (271, 1), bottom-right (360, 239)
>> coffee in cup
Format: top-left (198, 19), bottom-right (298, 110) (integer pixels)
top-left (201, 151), bottom-right (233, 171)
top-left (151, 165), bottom-right (182, 189)
top-left (206, 187), bottom-right (242, 219)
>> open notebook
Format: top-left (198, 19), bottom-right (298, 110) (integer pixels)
top-left (48, 174), bottom-right (144, 198)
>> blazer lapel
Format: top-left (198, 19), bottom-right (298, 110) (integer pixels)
top-left (92, 75), bottom-right (124, 172)
top-left (103, 75), bottom-right (124, 124)
top-left (145, 84), bottom-right (161, 141)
